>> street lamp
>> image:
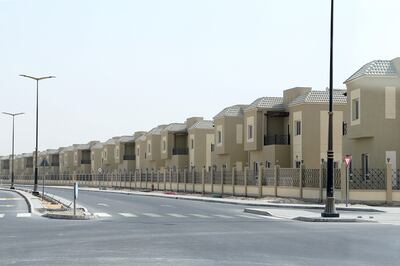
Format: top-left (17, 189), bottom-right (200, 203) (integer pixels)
top-left (322, 0), bottom-right (339, 217)
top-left (2, 112), bottom-right (24, 189)
top-left (20, 74), bottom-right (55, 196)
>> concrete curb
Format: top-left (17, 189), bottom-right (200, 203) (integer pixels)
top-left (0, 188), bottom-right (33, 214)
top-left (292, 216), bottom-right (376, 223)
top-left (43, 185), bottom-right (383, 213)
top-left (244, 208), bottom-right (377, 223)
top-left (42, 213), bottom-right (94, 220)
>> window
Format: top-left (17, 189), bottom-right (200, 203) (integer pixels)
top-left (236, 124), bottom-right (243, 144)
top-left (191, 139), bottom-right (194, 149)
top-left (115, 147), bottom-right (119, 158)
top-left (247, 125), bottom-right (253, 140)
top-left (265, 161), bottom-right (271, 168)
top-left (163, 140), bottom-right (166, 151)
top-left (295, 161), bottom-right (301, 169)
top-left (361, 153), bottom-right (369, 180)
top-left (137, 148), bottom-right (140, 156)
top-left (217, 131), bottom-right (222, 144)
top-left (352, 98), bottom-right (359, 121)
top-left (211, 144), bottom-right (215, 152)
top-left (295, 121), bottom-right (301, 136)
top-left (342, 121), bottom-right (348, 136)
top-left (148, 143), bottom-right (151, 153)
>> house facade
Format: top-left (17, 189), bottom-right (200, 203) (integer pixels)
top-left (343, 58), bottom-right (400, 171)
top-left (213, 105), bottom-right (248, 170)
top-left (0, 156), bottom-right (10, 177)
top-left (136, 125), bottom-right (167, 171)
top-left (115, 132), bottom-right (146, 172)
top-left (188, 120), bottom-right (215, 171)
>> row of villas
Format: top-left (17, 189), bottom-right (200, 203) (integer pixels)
top-left (1, 58), bottom-right (400, 177)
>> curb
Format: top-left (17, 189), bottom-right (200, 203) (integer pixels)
top-left (42, 213), bottom-right (94, 220)
top-left (244, 208), bottom-right (377, 223)
top-left (0, 188), bottom-right (32, 214)
top-left (293, 216), bottom-right (376, 223)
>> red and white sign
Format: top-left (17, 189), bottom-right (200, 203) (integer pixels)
top-left (344, 155), bottom-right (352, 167)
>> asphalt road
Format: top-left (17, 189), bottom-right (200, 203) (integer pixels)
top-left (1, 186), bottom-right (400, 266)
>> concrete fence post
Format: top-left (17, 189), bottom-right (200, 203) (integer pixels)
top-left (163, 169), bottom-right (167, 191)
top-left (274, 165), bottom-right (279, 197)
top-left (139, 169), bottom-right (142, 189)
top-left (244, 167), bottom-right (248, 197)
top-left (169, 169), bottom-right (172, 191)
top-left (221, 167), bottom-right (224, 196)
top-left (319, 163), bottom-right (324, 203)
top-left (340, 163), bottom-right (347, 203)
top-left (386, 163), bottom-right (393, 204)
top-left (192, 169), bottom-right (195, 193)
top-left (258, 166), bottom-right (263, 198)
top-left (299, 164), bottom-right (305, 199)
top-left (201, 167), bottom-right (205, 195)
top-left (184, 169), bottom-right (187, 192)
top-left (177, 169), bottom-right (180, 192)
top-left (232, 167), bottom-right (235, 196)
top-left (134, 170), bottom-right (137, 189)
top-left (211, 167), bottom-right (214, 194)
top-left (156, 170), bottom-right (159, 190)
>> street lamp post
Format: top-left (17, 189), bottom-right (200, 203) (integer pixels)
top-left (2, 112), bottom-right (24, 189)
top-left (20, 74), bottom-right (55, 196)
top-left (322, 0), bottom-right (339, 217)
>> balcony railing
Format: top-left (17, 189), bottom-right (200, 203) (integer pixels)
top-left (264, 135), bottom-right (290, 146)
top-left (172, 147), bottom-right (189, 155)
top-left (80, 159), bottom-right (91, 164)
top-left (51, 162), bottom-right (60, 167)
top-left (123, 155), bottom-right (136, 160)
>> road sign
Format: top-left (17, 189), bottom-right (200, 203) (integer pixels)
top-left (74, 182), bottom-right (79, 199)
top-left (40, 159), bottom-right (49, 167)
top-left (344, 155), bottom-right (352, 167)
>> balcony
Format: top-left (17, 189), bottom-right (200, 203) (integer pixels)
top-left (172, 147), bottom-right (189, 155)
top-left (264, 135), bottom-right (290, 146)
top-left (80, 159), bottom-right (91, 164)
top-left (123, 155), bottom-right (136, 160)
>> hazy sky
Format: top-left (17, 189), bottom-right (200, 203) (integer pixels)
top-left (1, 0), bottom-right (399, 155)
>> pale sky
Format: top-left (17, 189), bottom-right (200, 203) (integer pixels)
top-left (1, 0), bottom-right (399, 155)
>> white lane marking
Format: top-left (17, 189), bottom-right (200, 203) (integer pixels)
top-left (0, 214), bottom-right (4, 218)
top-left (189, 214), bottom-right (211, 218)
top-left (0, 205), bottom-right (15, 208)
top-left (94, 213), bottom-right (112, 218)
top-left (160, 205), bottom-right (174, 208)
top-left (264, 216), bottom-right (285, 220)
top-left (236, 214), bottom-right (263, 219)
top-left (119, 213), bottom-right (137, 217)
top-left (17, 213), bottom-right (31, 218)
top-left (167, 213), bottom-right (187, 218)
top-left (142, 213), bottom-right (162, 218)
top-left (214, 214), bottom-right (234, 219)
top-left (0, 198), bottom-right (22, 201)
top-left (97, 203), bottom-right (109, 207)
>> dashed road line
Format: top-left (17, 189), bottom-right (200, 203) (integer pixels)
top-left (142, 213), bottom-right (163, 218)
top-left (167, 213), bottom-right (187, 218)
top-left (97, 203), bottom-right (109, 207)
top-left (214, 214), bottom-right (234, 219)
top-left (189, 214), bottom-right (211, 218)
top-left (94, 212), bottom-right (112, 218)
top-left (16, 213), bottom-right (31, 218)
top-left (119, 213), bottom-right (137, 217)
top-left (236, 214), bottom-right (263, 219)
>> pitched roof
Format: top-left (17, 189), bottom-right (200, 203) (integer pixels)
top-left (147, 125), bottom-right (167, 135)
top-left (189, 120), bottom-right (214, 130)
top-left (91, 142), bottom-right (104, 150)
top-left (163, 123), bottom-right (187, 133)
top-left (345, 59), bottom-right (398, 83)
top-left (246, 97), bottom-right (284, 111)
top-left (289, 90), bottom-right (347, 106)
top-left (214, 104), bottom-right (248, 119)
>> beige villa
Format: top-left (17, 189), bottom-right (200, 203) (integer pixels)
top-left (59, 146), bottom-right (75, 173)
top-left (244, 87), bottom-right (346, 171)
top-left (115, 132), bottom-right (146, 172)
top-left (0, 156), bottom-right (10, 177)
top-left (213, 104), bottom-right (249, 170)
top-left (73, 141), bottom-right (99, 173)
top-left (343, 57), bottom-right (400, 171)
top-left (38, 149), bottom-right (61, 175)
top-left (188, 120), bottom-right (215, 171)
top-left (160, 117), bottom-right (204, 171)
top-left (136, 125), bottom-right (167, 171)
top-left (91, 142), bottom-right (104, 173)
